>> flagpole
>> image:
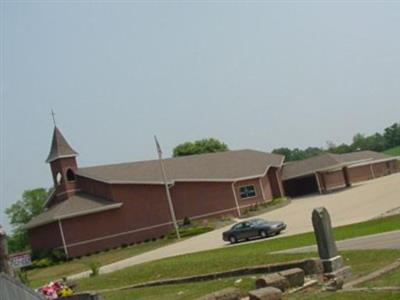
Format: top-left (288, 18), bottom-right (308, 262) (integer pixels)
top-left (154, 136), bottom-right (181, 239)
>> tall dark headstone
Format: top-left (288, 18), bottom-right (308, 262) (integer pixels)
top-left (312, 207), bottom-right (351, 279)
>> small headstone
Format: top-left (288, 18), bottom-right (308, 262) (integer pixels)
top-left (248, 287), bottom-right (282, 300)
top-left (255, 273), bottom-right (289, 292)
top-left (278, 268), bottom-right (305, 287)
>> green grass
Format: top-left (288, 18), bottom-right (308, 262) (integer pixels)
top-left (28, 217), bottom-right (234, 288)
top-left (28, 238), bottom-right (176, 288)
top-left (29, 213), bottom-right (400, 290)
top-left (98, 250), bottom-right (400, 300)
top-left (384, 145), bottom-right (400, 156)
top-left (102, 276), bottom-right (255, 300)
top-left (74, 213), bottom-right (400, 292)
top-left (287, 290), bottom-right (400, 300)
top-left (363, 268), bottom-right (400, 287)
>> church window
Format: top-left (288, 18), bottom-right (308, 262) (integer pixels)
top-left (56, 172), bottom-right (62, 185)
top-left (66, 169), bottom-right (76, 181)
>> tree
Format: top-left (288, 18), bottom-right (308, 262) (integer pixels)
top-left (272, 147), bottom-right (324, 161)
top-left (173, 138), bottom-right (229, 157)
top-left (5, 188), bottom-right (50, 252)
top-left (271, 148), bottom-right (293, 160)
top-left (384, 123), bottom-right (400, 149)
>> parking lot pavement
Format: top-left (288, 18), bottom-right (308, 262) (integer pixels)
top-left (69, 173), bottom-right (400, 280)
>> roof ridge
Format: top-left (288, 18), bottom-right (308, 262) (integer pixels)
top-left (78, 149), bottom-right (279, 171)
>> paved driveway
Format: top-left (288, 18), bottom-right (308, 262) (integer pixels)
top-left (70, 173), bottom-right (400, 279)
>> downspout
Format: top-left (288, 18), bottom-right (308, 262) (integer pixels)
top-left (58, 219), bottom-right (69, 258)
top-left (231, 182), bottom-right (241, 217)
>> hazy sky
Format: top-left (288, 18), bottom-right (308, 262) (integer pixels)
top-left (1, 1), bottom-right (399, 231)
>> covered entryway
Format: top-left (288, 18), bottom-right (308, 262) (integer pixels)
top-left (283, 174), bottom-right (319, 197)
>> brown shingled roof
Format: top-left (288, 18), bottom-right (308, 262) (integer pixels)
top-left (46, 127), bottom-right (78, 163)
top-left (25, 193), bottom-right (122, 229)
top-left (282, 150), bottom-right (392, 180)
top-left (76, 149), bottom-right (284, 184)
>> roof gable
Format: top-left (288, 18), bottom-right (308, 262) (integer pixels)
top-left (25, 193), bottom-right (122, 229)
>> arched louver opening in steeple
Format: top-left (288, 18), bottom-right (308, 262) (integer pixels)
top-left (56, 172), bottom-right (62, 185)
top-left (66, 168), bottom-right (76, 181)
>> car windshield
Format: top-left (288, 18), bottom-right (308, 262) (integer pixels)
top-left (251, 219), bottom-right (268, 225)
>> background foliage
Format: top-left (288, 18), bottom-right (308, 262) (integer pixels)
top-left (272, 122), bottom-right (400, 161)
top-left (5, 188), bottom-right (51, 252)
top-left (173, 138), bottom-right (229, 157)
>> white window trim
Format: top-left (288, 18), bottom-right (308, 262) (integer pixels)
top-left (239, 184), bottom-right (257, 200)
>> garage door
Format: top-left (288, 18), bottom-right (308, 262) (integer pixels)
top-left (283, 174), bottom-right (319, 198)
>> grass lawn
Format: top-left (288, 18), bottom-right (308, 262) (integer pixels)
top-left (287, 290), bottom-right (400, 300)
top-left (28, 217), bottom-right (234, 288)
top-left (362, 268), bottom-right (400, 288)
top-left (74, 213), bottom-right (400, 292)
top-left (28, 238), bottom-right (176, 288)
top-left (384, 145), bottom-right (400, 156)
top-left (98, 250), bottom-right (400, 300)
top-left (102, 276), bottom-right (255, 300)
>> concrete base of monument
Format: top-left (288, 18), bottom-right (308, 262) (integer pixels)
top-left (324, 266), bottom-right (353, 280)
top-left (321, 255), bottom-right (352, 290)
top-left (321, 255), bottom-right (344, 273)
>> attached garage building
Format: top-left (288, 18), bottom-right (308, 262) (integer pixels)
top-left (282, 151), bottom-right (399, 198)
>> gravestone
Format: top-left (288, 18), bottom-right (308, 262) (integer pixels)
top-left (312, 207), bottom-right (352, 280)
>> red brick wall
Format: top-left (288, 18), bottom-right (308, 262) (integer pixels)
top-left (267, 167), bottom-right (283, 198)
top-left (77, 176), bottom-right (113, 200)
top-left (64, 184), bottom-right (173, 257)
top-left (372, 162), bottom-right (390, 177)
top-left (323, 170), bottom-right (346, 191)
top-left (170, 181), bottom-right (237, 220)
top-left (29, 183), bottom-right (174, 257)
top-left (50, 157), bottom-right (79, 204)
top-left (29, 171), bottom-right (280, 257)
top-left (348, 165), bottom-right (372, 183)
top-left (261, 174), bottom-right (273, 200)
top-left (28, 222), bottom-right (63, 251)
top-left (235, 178), bottom-right (265, 211)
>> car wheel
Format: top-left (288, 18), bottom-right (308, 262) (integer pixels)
top-left (260, 230), bottom-right (267, 238)
top-left (229, 235), bottom-right (237, 244)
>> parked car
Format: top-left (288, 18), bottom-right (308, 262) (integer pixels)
top-left (222, 218), bottom-right (287, 244)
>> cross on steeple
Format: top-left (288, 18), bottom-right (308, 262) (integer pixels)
top-left (51, 109), bottom-right (57, 126)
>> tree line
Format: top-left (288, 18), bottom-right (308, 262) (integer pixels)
top-left (272, 122), bottom-right (400, 161)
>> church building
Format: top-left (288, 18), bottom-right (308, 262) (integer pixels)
top-left (26, 127), bottom-right (285, 257)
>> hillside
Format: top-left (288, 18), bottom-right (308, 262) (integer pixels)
top-left (384, 146), bottom-right (400, 156)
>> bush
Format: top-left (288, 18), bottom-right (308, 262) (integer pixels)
top-left (31, 248), bottom-right (66, 265)
top-left (16, 269), bottom-right (30, 285)
top-left (87, 261), bottom-right (101, 277)
top-left (32, 258), bottom-right (53, 269)
top-left (182, 216), bottom-right (191, 226)
top-left (167, 226), bottom-right (213, 240)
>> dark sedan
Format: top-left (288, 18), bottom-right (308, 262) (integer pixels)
top-left (222, 218), bottom-right (286, 244)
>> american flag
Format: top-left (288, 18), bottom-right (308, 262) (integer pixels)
top-left (154, 135), bottom-right (162, 159)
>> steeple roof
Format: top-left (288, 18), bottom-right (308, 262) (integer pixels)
top-left (46, 127), bottom-right (78, 163)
